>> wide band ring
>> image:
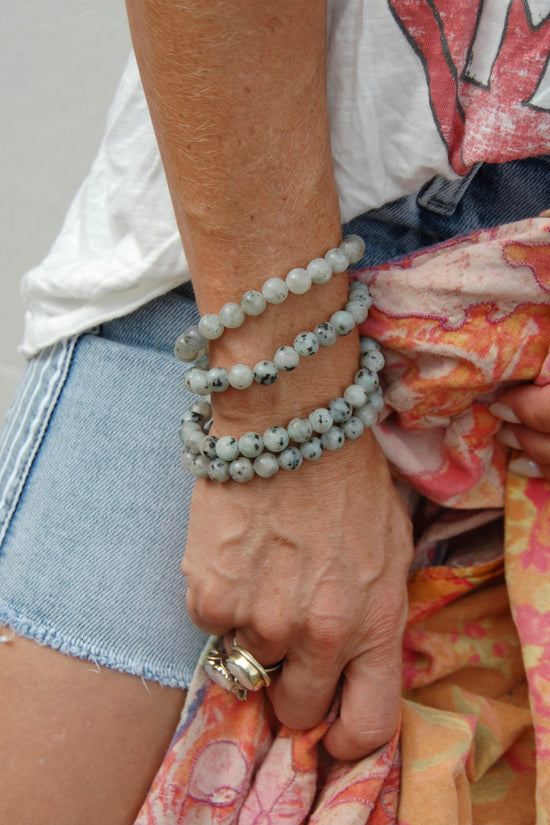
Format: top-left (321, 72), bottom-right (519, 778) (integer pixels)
top-left (203, 636), bottom-right (283, 699)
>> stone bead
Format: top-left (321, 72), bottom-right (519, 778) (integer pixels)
top-left (253, 360), bottom-right (279, 385)
top-left (345, 301), bottom-right (369, 324)
top-left (198, 313), bottom-right (224, 340)
top-left (340, 234), bottom-right (366, 264)
top-left (208, 458), bottom-right (231, 482)
top-left (354, 368), bottom-right (380, 392)
top-left (320, 426), bottom-right (346, 451)
top-left (356, 402), bottom-right (379, 427)
top-left (189, 399), bottom-right (212, 420)
top-left (279, 446), bottom-right (303, 471)
top-left (361, 350), bottom-right (385, 372)
top-left (253, 452), bottom-right (280, 478)
top-left (184, 368), bottom-right (211, 396)
top-left (293, 331), bottom-right (319, 357)
top-left (287, 417), bottom-right (313, 443)
top-left (190, 454), bottom-right (210, 478)
top-left (174, 326), bottom-right (207, 362)
top-left (263, 426), bottom-right (290, 453)
top-left (350, 291), bottom-right (373, 308)
top-left (238, 432), bottom-right (264, 458)
top-left (308, 407), bottom-right (333, 433)
top-left (341, 416), bottom-right (365, 440)
top-left (262, 277), bottom-right (288, 304)
top-left (300, 437), bottom-right (324, 461)
top-left (241, 290), bottom-right (267, 316)
top-left (349, 280), bottom-right (370, 294)
top-left (200, 435), bottom-right (218, 460)
top-left (330, 310), bottom-right (355, 336)
top-left (325, 247), bottom-right (349, 273)
top-left (178, 421), bottom-right (200, 445)
top-left (360, 336), bottom-right (381, 353)
top-left (286, 267), bottom-right (312, 294)
top-left (219, 302), bottom-right (245, 329)
top-left (215, 435), bottom-right (241, 461)
top-left (195, 354), bottom-right (210, 371)
top-left (228, 364), bottom-right (254, 390)
top-left (229, 457), bottom-right (255, 482)
top-left (181, 409), bottom-right (205, 426)
top-left (368, 389), bottom-right (385, 413)
top-left (184, 429), bottom-right (206, 455)
top-left (307, 257), bottom-right (332, 285)
top-left (343, 383), bottom-right (368, 409)
top-left (273, 346), bottom-right (299, 371)
top-left (328, 397), bottom-right (353, 423)
top-left (314, 322), bottom-right (338, 348)
top-left (207, 367), bottom-right (230, 393)
top-left (181, 451), bottom-right (195, 472)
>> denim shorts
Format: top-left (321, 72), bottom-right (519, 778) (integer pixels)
top-left (0, 157), bottom-right (548, 688)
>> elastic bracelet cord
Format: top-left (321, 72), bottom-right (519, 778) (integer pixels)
top-left (182, 280), bottom-right (372, 395)
top-left (178, 336), bottom-right (384, 483)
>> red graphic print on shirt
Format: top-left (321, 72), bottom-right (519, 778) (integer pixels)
top-left (388, 0), bottom-right (550, 174)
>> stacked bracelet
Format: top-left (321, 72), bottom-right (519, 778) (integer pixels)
top-left (182, 280), bottom-right (373, 395)
top-left (178, 336), bottom-right (384, 483)
top-left (174, 235), bottom-right (366, 364)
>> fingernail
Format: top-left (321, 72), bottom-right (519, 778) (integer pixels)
top-left (494, 428), bottom-right (522, 450)
top-left (509, 457), bottom-right (543, 478)
top-left (489, 403), bottom-right (521, 424)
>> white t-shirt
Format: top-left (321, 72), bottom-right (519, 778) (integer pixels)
top-left (21, 0), bottom-right (550, 356)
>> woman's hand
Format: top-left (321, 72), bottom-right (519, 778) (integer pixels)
top-left (183, 430), bottom-right (413, 761)
top-left (491, 384), bottom-right (550, 480)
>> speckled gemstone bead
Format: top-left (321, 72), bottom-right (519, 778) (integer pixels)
top-left (328, 398), bottom-right (353, 423)
top-left (190, 454), bottom-right (210, 478)
top-left (361, 350), bottom-right (385, 372)
top-left (320, 426), bottom-right (345, 451)
top-left (207, 367), bottom-right (230, 393)
top-left (262, 277), bottom-right (288, 304)
top-left (356, 402), bottom-right (379, 427)
top-left (350, 291), bottom-right (373, 308)
top-left (253, 452), bottom-right (280, 478)
top-left (360, 336), bottom-right (381, 353)
top-left (308, 407), bottom-right (333, 433)
top-left (228, 364), bottom-right (254, 390)
top-left (330, 310), bottom-right (355, 336)
top-left (343, 383), bottom-right (368, 409)
top-left (198, 314), bottom-right (224, 340)
top-left (293, 331), bottom-right (319, 357)
top-left (174, 325), bottom-right (208, 362)
top-left (215, 435), bottom-right (240, 461)
top-left (354, 368), bottom-right (380, 392)
top-left (181, 451), bottom-right (195, 472)
top-left (253, 360), bottom-right (279, 385)
top-left (368, 389), bottom-right (385, 413)
top-left (208, 458), bottom-right (231, 482)
top-left (219, 302), bottom-right (245, 329)
top-left (339, 234), bottom-right (365, 264)
top-left (307, 257), bottom-right (332, 285)
top-left (179, 422), bottom-right (200, 445)
top-left (341, 417), bottom-right (365, 440)
top-left (287, 417), bottom-right (313, 443)
top-left (279, 446), bottom-right (303, 470)
top-left (314, 322), bottom-right (338, 347)
top-left (300, 437), bottom-right (324, 461)
top-left (241, 290), bottom-right (267, 316)
top-left (273, 346), bottom-right (299, 371)
top-left (181, 409), bottom-right (205, 426)
top-left (189, 399), bottom-right (212, 420)
top-left (325, 247), bottom-right (349, 273)
top-left (201, 435), bottom-right (218, 459)
top-left (229, 457), bottom-right (255, 482)
top-left (263, 426), bottom-right (290, 453)
top-left (345, 301), bottom-right (369, 324)
top-left (286, 267), bottom-right (312, 295)
top-left (238, 432), bottom-right (264, 458)
top-left (184, 368), bottom-right (211, 396)
top-left (184, 429), bottom-right (206, 455)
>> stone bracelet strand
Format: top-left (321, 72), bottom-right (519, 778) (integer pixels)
top-left (173, 235), bottom-right (366, 364)
top-left (183, 280), bottom-right (373, 395)
top-left (179, 336), bottom-right (385, 483)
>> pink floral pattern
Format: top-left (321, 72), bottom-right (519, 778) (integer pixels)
top-left (135, 213), bottom-right (550, 824)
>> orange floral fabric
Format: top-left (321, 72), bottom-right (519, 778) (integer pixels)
top-left (135, 214), bottom-right (550, 825)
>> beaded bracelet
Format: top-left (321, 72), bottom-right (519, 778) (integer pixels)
top-left (174, 235), bottom-right (366, 364)
top-left (183, 281), bottom-right (373, 395)
top-left (178, 336), bottom-right (385, 482)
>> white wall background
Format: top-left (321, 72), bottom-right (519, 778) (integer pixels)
top-left (0, 0), bottom-right (131, 421)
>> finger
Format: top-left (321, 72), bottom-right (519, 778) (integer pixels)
top-left (185, 588), bottom-right (233, 637)
top-left (495, 425), bottom-right (550, 466)
top-left (269, 649), bottom-right (343, 730)
top-left (322, 640), bottom-right (402, 761)
top-left (491, 384), bottom-right (550, 433)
